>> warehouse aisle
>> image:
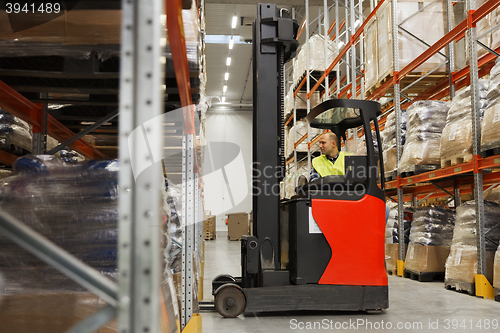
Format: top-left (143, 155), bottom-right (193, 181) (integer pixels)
top-left (202, 232), bottom-right (500, 333)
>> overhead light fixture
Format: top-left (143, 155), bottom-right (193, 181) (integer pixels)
top-left (223, 85), bottom-right (227, 93)
top-left (231, 16), bottom-right (237, 29)
top-left (226, 57), bottom-right (231, 66)
top-left (222, 97), bottom-right (226, 103)
top-left (229, 38), bottom-right (234, 49)
top-left (354, 19), bottom-right (361, 28)
top-left (224, 72), bottom-right (229, 80)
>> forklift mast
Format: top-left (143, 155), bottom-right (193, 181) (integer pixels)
top-left (252, 4), bottom-right (298, 270)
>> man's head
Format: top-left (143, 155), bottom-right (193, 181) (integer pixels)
top-left (318, 132), bottom-right (339, 158)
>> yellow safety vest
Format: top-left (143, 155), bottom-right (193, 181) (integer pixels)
top-left (312, 151), bottom-right (347, 177)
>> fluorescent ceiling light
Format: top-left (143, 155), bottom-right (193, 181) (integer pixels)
top-left (226, 57), bottom-right (231, 66)
top-left (354, 19), bottom-right (361, 28)
top-left (232, 16), bottom-right (237, 29)
top-left (224, 72), bottom-right (229, 80)
top-left (229, 38), bottom-right (234, 49)
top-left (222, 97), bottom-right (226, 103)
top-left (223, 85), bottom-right (227, 93)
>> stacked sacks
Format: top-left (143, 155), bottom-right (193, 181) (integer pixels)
top-left (0, 108), bottom-right (32, 153)
top-left (445, 201), bottom-right (500, 290)
top-left (292, 34), bottom-right (338, 84)
top-left (495, 244), bottom-right (500, 299)
top-left (440, 80), bottom-right (490, 167)
top-left (404, 207), bottom-right (455, 275)
top-left (399, 101), bottom-right (449, 173)
top-left (287, 119), bottom-right (321, 154)
top-left (481, 58), bottom-right (500, 152)
top-left (163, 179), bottom-right (183, 275)
top-left (283, 161), bottom-right (308, 199)
top-left (381, 110), bottom-right (406, 174)
top-left (0, 155), bottom-right (119, 291)
top-left (385, 205), bottom-right (413, 273)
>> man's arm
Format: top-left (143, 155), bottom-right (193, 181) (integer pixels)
top-left (310, 166), bottom-right (320, 182)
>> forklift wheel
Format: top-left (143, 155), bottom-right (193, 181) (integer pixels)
top-left (213, 274), bottom-right (236, 283)
top-left (214, 284), bottom-right (246, 318)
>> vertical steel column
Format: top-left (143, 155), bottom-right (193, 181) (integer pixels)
top-left (350, 0), bottom-right (356, 99)
top-left (465, 0), bottom-right (486, 278)
top-left (345, 4), bottom-right (350, 91)
top-left (454, 179), bottom-right (461, 207)
top-left (118, 0), bottom-right (164, 332)
top-left (32, 103), bottom-right (47, 154)
top-left (324, 0), bottom-right (329, 99)
top-left (391, 0), bottom-right (405, 272)
top-left (359, 0), bottom-right (365, 100)
top-left (446, 0), bottom-right (456, 99)
top-left (412, 195), bottom-right (418, 209)
top-left (306, 0), bottom-right (311, 174)
top-left (182, 133), bottom-right (196, 328)
top-left (292, 8), bottom-right (298, 185)
top-left (195, 173), bottom-right (201, 276)
top-left (335, 0), bottom-right (340, 97)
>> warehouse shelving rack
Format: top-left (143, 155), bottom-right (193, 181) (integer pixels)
top-left (284, 0), bottom-right (364, 190)
top-left (300, 0), bottom-right (500, 298)
top-left (0, 0), bottom-right (205, 332)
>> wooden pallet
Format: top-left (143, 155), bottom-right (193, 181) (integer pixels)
top-left (481, 146), bottom-right (500, 158)
top-left (365, 71), bottom-right (449, 99)
top-left (441, 153), bottom-right (473, 168)
top-left (384, 170), bottom-right (397, 182)
top-left (228, 237), bottom-right (241, 241)
top-left (387, 269), bottom-right (397, 276)
top-left (495, 288), bottom-right (500, 302)
top-left (293, 70), bottom-right (338, 94)
top-left (400, 164), bottom-right (440, 178)
top-left (204, 232), bottom-right (215, 241)
top-left (445, 278), bottom-right (475, 296)
top-left (403, 269), bottom-right (444, 282)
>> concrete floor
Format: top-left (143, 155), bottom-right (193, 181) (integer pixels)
top-left (201, 232), bottom-right (500, 333)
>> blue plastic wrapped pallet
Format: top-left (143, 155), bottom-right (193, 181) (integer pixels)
top-left (0, 155), bottom-right (119, 292)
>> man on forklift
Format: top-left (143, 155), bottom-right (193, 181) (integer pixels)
top-left (310, 131), bottom-right (346, 181)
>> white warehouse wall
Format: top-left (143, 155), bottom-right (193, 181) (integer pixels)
top-left (203, 108), bottom-right (253, 231)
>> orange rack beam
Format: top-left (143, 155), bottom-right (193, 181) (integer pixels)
top-left (0, 80), bottom-right (107, 160)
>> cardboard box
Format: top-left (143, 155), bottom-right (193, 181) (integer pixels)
top-left (0, 292), bottom-right (116, 333)
top-left (227, 212), bottom-right (249, 240)
top-left (445, 246), bottom-right (495, 283)
top-left (385, 243), bottom-right (407, 273)
top-left (404, 243), bottom-right (450, 273)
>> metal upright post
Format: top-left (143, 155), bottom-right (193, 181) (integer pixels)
top-left (350, 0), bottom-right (356, 99)
top-left (465, 0), bottom-right (489, 298)
top-left (446, 0), bottom-right (456, 99)
top-left (412, 195), bottom-right (418, 209)
top-left (335, 0), bottom-right (340, 97)
top-left (182, 131), bottom-right (196, 327)
top-left (345, 4), bottom-right (350, 93)
top-left (118, 0), bottom-right (164, 332)
top-left (306, 0), bottom-right (311, 174)
top-left (324, 1), bottom-right (329, 99)
top-left (391, 0), bottom-right (405, 276)
top-left (32, 102), bottom-right (47, 154)
top-left (454, 179), bottom-right (461, 207)
top-left (358, 0), bottom-right (365, 100)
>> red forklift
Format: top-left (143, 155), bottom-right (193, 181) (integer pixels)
top-left (211, 4), bottom-right (388, 317)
